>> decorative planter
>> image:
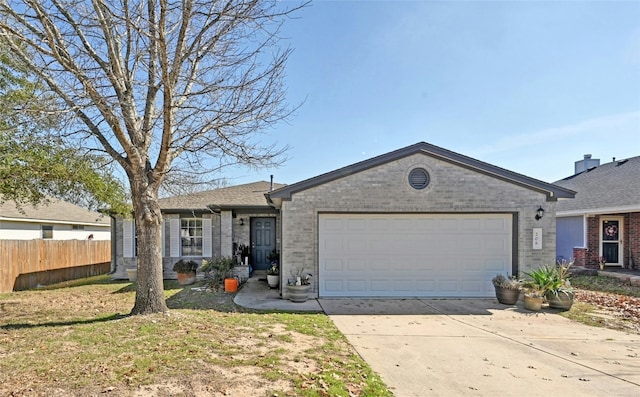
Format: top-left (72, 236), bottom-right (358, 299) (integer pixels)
top-left (494, 287), bottom-right (521, 305)
top-left (126, 268), bottom-right (137, 282)
top-left (546, 290), bottom-right (574, 311)
top-left (225, 278), bottom-right (239, 293)
top-left (177, 271), bottom-right (196, 286)
top-left (267, 274), bottom-right (279, 289)
top-left (287, 284), bottom-right (310, 303)
top-left (524, 295), bottom-right (543, 311)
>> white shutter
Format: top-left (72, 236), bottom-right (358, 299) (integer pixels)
top-left (162, 219), bottom-right (166, 257)
top-left (202, 218), bottom-right (212, 257)
top-left (123, 219), bottom-right (134, 258)
top-left (170, 218), bottom-right (180, 257)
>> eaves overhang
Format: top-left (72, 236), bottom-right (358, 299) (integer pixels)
top-left (266, 142), bottom-right (576, 203)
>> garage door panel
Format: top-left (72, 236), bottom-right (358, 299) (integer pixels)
top-left (319, 213), bottom-right (512, 297)
top-left (346, 258), bottom-right (366, 271)
top-left (324, 258), bottom-right (344, 271)
top-left (346, 280), bottom-right (367, 293)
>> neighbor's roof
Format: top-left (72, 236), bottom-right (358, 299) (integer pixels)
top-left (554, 155), bottom-right (640, 216)
top-left (0, 197), bottom-right (110, 226)
top-left (157, 181), bottom-right (286, 211)
top-left (267, 141), bottom-right (575, 204)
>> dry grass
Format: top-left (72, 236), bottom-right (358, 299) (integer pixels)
top-left (0, 276), bottom-right (391, 397)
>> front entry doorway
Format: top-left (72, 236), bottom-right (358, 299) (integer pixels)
top-left (601, 217), bottom-right (624, 267)
top-left (251, 217), bottom-right (276, 271)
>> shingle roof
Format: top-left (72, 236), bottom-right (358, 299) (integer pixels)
top-left (268, 142), bottom-right (575, 203)
top-left (554, 155), bottom-right (640, 214)
top-left (0, 198), bottom-right (109, 225)
top-left (157, 181), bottom-right (285, 211)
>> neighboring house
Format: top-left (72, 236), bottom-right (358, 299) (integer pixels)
top-left (267, 142), bottom-right (574, 299)
top-left (111, 181), bottom-right (285, 279)
top-left (0, 197), bottom-right (110, 240)
top-left (554, 154), bottom-right (640, 269)
top-left (112, 142), bottom-right (575, 298)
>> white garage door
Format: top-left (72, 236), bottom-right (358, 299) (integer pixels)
top-left (318, 213), bottom-right (513, 297)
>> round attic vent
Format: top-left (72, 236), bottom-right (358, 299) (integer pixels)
top-left (408, 168), bottom-right (430, 190)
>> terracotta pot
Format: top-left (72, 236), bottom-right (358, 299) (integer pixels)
top-left (494, 286), bottom-right (521, 305)
top-left (177, 271), bottom-right (196, 285)
top-left (225, 278), bottom-right (239, 293)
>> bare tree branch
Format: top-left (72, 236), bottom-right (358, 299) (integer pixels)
top-left (0, 0), bottom-right (306, 314)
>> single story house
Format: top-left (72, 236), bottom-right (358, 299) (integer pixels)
top-left (0, 197), bottom-right (110, 240)
top-left (267, 142), bottom-right (575, 298)
top-left (112, 142), bottom-right (575, 298)
top-left (111, 181), bottom-right (285, 279)
top-left (554, 154), bottom-right (639, 269)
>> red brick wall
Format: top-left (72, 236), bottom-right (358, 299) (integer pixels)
top-left (586, 213), bottom-right (640, 269)
top-left (573, 247), bottom-right (586, 268)
top-left (629, 212), bottom-right (640, 269)
top-left (586, 216), bottom-right (599, 268)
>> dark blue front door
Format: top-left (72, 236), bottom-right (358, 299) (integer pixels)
top-left (251, 217), bottom-right (275, 271)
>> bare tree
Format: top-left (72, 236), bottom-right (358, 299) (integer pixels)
top-left (0, 0), bottom-right (304, 314)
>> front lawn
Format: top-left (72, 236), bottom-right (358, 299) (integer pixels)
top-left (560, 273), bottom-right (640, 334)
top-left (0, 276), bottom-right (391, 396)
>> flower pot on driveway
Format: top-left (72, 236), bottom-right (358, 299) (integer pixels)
top-left (546, 290), bottom-right (574, 311)
top-left (524, 295), bottom-right (543, 311)
top-left (494, 286), bottom-right (521, 305)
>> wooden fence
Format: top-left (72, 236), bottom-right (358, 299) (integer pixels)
top-left (0, 240), bottom-right (111, 293)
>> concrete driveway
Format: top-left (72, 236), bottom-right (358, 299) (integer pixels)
top-left (319, 298), bottom-right (640, 396)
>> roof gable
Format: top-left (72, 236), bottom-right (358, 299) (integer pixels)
top-left (158, 181), bottom-right (285, 211)
top-left (268, 142), bottom-right (575, 202)
top-left (554, 155), bottom-right (640, 214)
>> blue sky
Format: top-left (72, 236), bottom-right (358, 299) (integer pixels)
top-left (229, 0), bottom-right (640, 186)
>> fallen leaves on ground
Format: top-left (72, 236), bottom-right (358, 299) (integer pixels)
top-left (575, 289), bottom-right (640, 333)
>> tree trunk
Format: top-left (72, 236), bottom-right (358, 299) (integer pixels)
top-left (130, 183), bottom-right (168, 315)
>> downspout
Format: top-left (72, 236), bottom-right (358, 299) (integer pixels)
top-left (109, 214), bottom-right (117, 274)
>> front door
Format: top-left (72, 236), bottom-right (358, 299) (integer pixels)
top-left (251, 217), bottom-right (276, 271)
top-left (601, 217), bottom-right (623, 267)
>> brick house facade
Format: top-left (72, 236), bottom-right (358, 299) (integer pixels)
top-left (268, 142), bottom-right (574, 299)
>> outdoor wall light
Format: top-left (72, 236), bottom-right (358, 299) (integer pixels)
top-left (240, 218), bottom-right (244, 226)
top-left (535, 206), bottom-right (545, 221)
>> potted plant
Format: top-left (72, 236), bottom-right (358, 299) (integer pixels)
top-left (525, 261), bottom-right (575, 311)
top-left (546, 261), bottom-right (575, 310)
top-left (491, 274), bottom-right (522, 305)
top-left (201, 257), bottom-right (237, 291)
top-left (286, 270), bottom-right (312, 303)
top-left (266, 263), bottom-right (279, 288)
top-left (126, 267), bottom-right (137, 282)
top-left (598, 256), bottom-right (607, 271)
top-left (172, 259), bottom-right (199, 285)
top-left (523, 288), bottom-right (544, 311)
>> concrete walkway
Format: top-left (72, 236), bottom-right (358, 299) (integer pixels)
top-left (234, 280), bottom-right (640, 396)
top-left (233, 276), bottom-right (322, 312)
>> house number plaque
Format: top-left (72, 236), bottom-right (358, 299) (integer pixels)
top-left (532, 228), bottom-right (542, 250)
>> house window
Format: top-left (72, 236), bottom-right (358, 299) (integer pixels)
top-left (181, 218), bottom-right (203, 256)
top-left (42, 225), bottom-right (53, 239)
top-left (72, 225), bottom-right (85, 230)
